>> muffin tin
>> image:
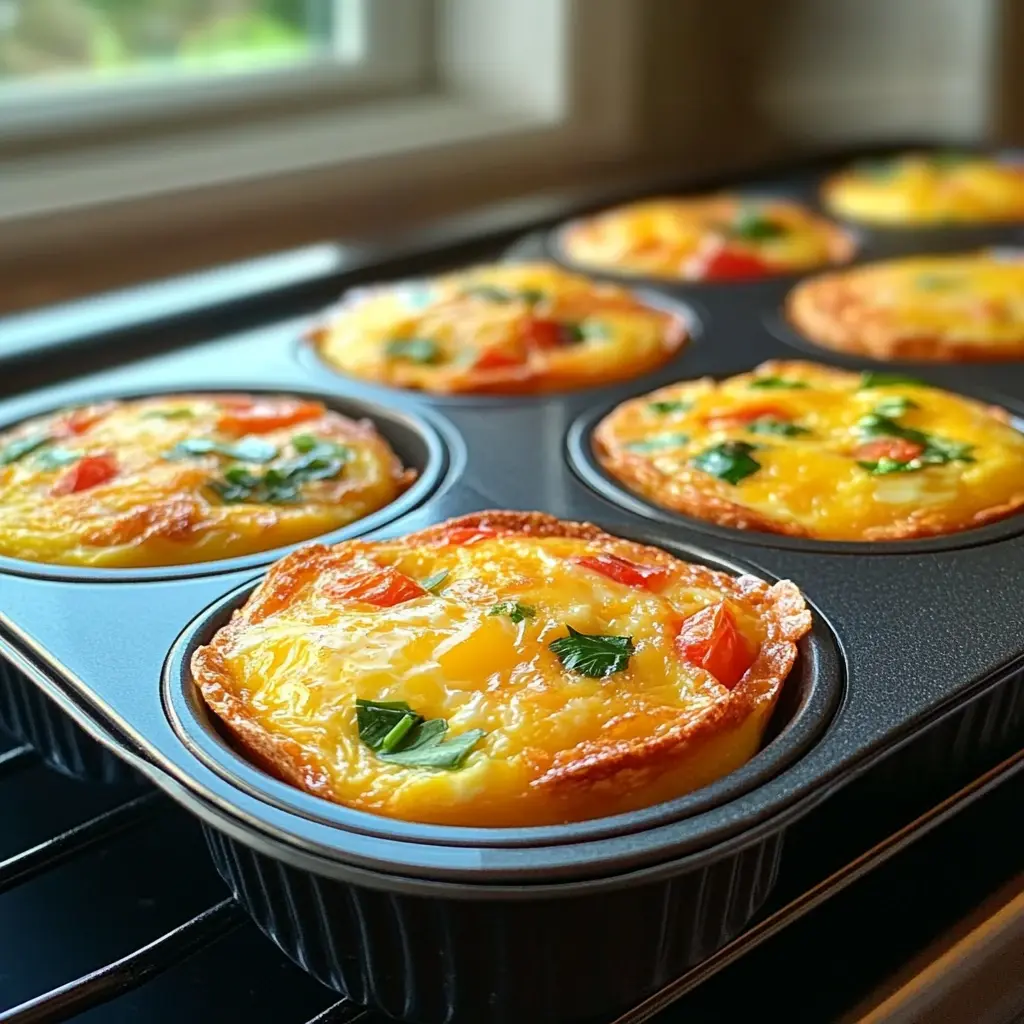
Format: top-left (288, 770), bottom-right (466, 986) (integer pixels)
top-left (2, 149), bottom-right (1024, 1024)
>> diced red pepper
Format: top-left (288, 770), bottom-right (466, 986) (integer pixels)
top-left (438, 525), bottom-right (502, 546)
top-left (520, 316), bottom-right (566, 350)
top-left (474, 347), bottom-right (527, 371)
top-left (324, 567), bottom-right (426, 607)
top-left (575, 553), bottom-right (672, 591)
top-left (54, 404), bottom-right (115, 438)
top-left (688, 245), bottom-right (774, 281)
top-left (675, 602), bottom-right (757, 690)
top-left (853, 438), bottom-right (925, 463)
top-left (216, 399), bottom-right (324, 435)
top-left (704, 403), bottom-right (791, 427)
top-left (51, 455), bottom-right (118, 496)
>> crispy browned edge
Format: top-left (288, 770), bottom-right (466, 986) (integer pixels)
top-left (304, 269), bottom-right (689, 395)
top-left (785, 264), bottom-right (1024, 362)
top-left (559, 196), bottom-right (858, 281)
top-left (594, 359), bottom-right (1024, 542)
top-left (190, 510), bottom-right (811, 808)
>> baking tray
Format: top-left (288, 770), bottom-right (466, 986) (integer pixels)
top-left (1, 147), bottom-right (1024, 1023)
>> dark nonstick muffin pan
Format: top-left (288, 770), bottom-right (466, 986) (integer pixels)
top-left (2, 148), bottom-right (1024, 1023)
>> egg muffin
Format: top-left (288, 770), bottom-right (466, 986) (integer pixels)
top-left (787, 251), bottom-right (1024, 362)
top-left (0, 394), bottom-right (414, 568)
top-left (823, 152), bottom-right (1024, 226)
top-left (192, 511), bottom-right (811, 827)
top-left (311, 263), bottom-right (686, 394)
top-left (594, 361), bottom-right (1024, 542)
top-left (560, 195), bottom-right (854, 282)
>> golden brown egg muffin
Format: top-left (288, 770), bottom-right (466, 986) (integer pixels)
top-left (0, 394), bottom-right (414, 568)
top-left (560, 195), bottom-right (854, 282)
top-left (822, 152), bottom-right (1024, 226)
top-left (594, 361), bottom-right (1024, 542)
top-left (192, 511), bottom-right (811, 827)
top-left (787, 251), bottom-right (1024, 362)
top-left (311, 262), bottom-right (687, 394)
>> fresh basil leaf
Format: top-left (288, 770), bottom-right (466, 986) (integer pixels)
top-left (647, 399), bottom-right (692, 415)
top-left (488, 600), bottom-right (535, 624)
top-left (1, 434), bottom-right (49, 465)
top-left (549, 625), bottom-right (635, 678)
top-left (856, 413), bottom-right (930, 445)
top-left (859, 372), bottom-right (927, 389)
top-left (626, 433), bottom-right (690, 452)
top-left (357, 699), bottom-right (419, 751)
top-left (421, 570), bottom-right (449, 594)
top-left (691, 441), bottom-right (761, 485)
top-left (34, 447), bottom-right (81, 470)
top-left (141, 408), bottom-right (195, 420)
top-left (728, 208), bottom-right (786, 241)
top-left (872, 396), bottom-right (919, 417)
top-left (855, 413), bottom-right (975, 472)
top-left (386, 337), bottom-right (443, 364)
top-left (379, 728), bottom-right (486, 770)
top-left (745, 417), bottom-right (811, 437)
top-left (749, 377), bottom-right (809, 390)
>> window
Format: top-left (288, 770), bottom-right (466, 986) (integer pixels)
top-left (0, 0), bottom-right (431, 140)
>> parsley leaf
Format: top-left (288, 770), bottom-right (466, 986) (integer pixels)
top-left (488, 600), bottom-right (535, 624)
top-left (165, 437), bottom-right (279, 463)
top-left (691, 441), bottom-right (761, 484)
top-left (0, 434), bottom-right (50, 465)
top-left (647, 399), bottom-right (692, 415)
top-left (727, 208), bottom-right (787, 240)
top-left (549, 626), bottom-right (635, 678)
top-left (141, 408), bottom-right (195, 420)
top-left (872, 396), bottom-right (919, 418)
top-left (859, 372), bottom-right (927, 389)
top-left (421, 570), bottom-right (449, 594)
top-left (749, 376), bottom-right (809, 390)
top-left (356, 699), bottom-right (485, 770)
top-left (745, 417), bottom-right (811, 438)
top-left (386, 337), bottom-right (443, 364)
top-left (34, 447), bottom-right (81, 470)
top-left (625, 433), bottom-right (690, 452)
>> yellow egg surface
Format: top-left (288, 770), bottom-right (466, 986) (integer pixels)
top-left (561, 195), bottom-right (854, 281)
top-left (787, 251), bottom-right (1024, 362)
top-left (594, 361), bottom-right (1024, 542)
top-left (192, 512), bottom-right (811, 827)
top-left (0, 394), bottom-right (414, 568)
top-left (823, 153), bottom-right (1024, 225)
top-left (311, 262), bottom-right (687, 394)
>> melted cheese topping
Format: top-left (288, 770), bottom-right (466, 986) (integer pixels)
top-left (561, 195), bottom-right (854, 280)
top-left (195, 522), bottom-right (807, 826)
top-left (312, 262), bottom-right (686, 394)
top-left (824, 154), bottom-right (1024, 225)
top-left (596, 361), bottom-right (1024, 541)
top-left (0, 395), bottom-right (412, 568)
top-left (795, 252), bottom-right (1024, 350)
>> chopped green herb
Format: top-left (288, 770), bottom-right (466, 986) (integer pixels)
top-left (356, 698), bottom-right (485, 770)
top-left (859, 372), bottom-right (927, 389)
top-left (691, 441), bottom-right (761, 485)
top-left (562, 321), bottom-right (611, 343)
top-left (625, 433), bottom-right (690, 452)
top-left (488, 600), bottom-right (536, 624)
top-left (34, 447), bottom-right (81, 470)
top-left (549, 626), bottom-right (635, 678)
top-left (872, 396), bottom-right (919, 418)
top-left (460, 285), bottom-right (545, 305)
top-left (647, 399), bottom-right (692, 415)
top-left (165, 437), bottom-right (279, 463)
top-left (290, 435), bottom-right (352, 463)
top-left (141, 408), bottom-right (195, 420)
top-left (386, 337), bottom-right (443, 364)
top-left (727, 207), bottom-right (787, 241)
top-left (749, 377), bottom-right (809, 390)
top-left (745, 417), bottom-right (811, 438)
top-left (855, 412), bottom-right (975, 473)
top-left (1, 434), bottom-right (50, 465)
top-left (421, 570), bottom-right (450, 594)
